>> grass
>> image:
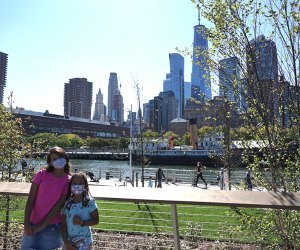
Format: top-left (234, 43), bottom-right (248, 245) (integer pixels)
top-left (95, 200), bottom-right (257, 243)
top-left (0, 195), bottom-right (262, 244)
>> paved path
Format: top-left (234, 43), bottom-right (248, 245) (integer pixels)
top-left (89, 178), bottom-right (226, 191)
top-left (88, 177), bottom-right (266, 192)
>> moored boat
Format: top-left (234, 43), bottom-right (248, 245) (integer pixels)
top-left (132, 148), bottom-right (224, 166)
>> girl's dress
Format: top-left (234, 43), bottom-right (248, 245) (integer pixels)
top-left (63, 198), bottom-right (98, 249)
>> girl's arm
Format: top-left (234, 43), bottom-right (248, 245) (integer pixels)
top-left (24, 182), bottom-right (39, 235)
top-left (86, 208), bottom-right (99, 226)
top-left (33, 193), bottom-right (68, 233)
top-left (73, 208), bottom-right (99, 227)
top-left (61, 214), bottom-right (75, 250)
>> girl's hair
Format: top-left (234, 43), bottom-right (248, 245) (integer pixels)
top-left (46, 146), bottom-right (70, 174)
top-left (65, 172), bottom-right (91, 210)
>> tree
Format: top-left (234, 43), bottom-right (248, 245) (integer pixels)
top-left (143, 129), bottom-right (159, 139)
top-left (162, 131), bottom-right (179, 140)
top-left (182, 132), bottom-right (191, 145)
top-left (197, 125), bottom-right (215, 139)
top-left (85, 137), bottom-right (113, 149)
top-left (0, 97), bottom-right (43, 248)
top-left (193, 0), bottom-right (300, 247)
top-left (133, 76), bottom-right (146, 187)
top-left (162, 131), bottom-right (181, 146)
top-left (118, 137), bottom-right (129, 150)
top-left (26, 132), bottom-right (57, 150)
top-left (56, 134), bottom-right (83, 149)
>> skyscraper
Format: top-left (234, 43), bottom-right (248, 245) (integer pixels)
top-left (0, 52), bottom-right (8, 104)
top-left (143, 103), bottom-right (150, 127)
top-left (64, 78), bottom-right (93, 119)
top-left (107, 72), bottom-right (118, 121)
top-left (163, 73), bottom-right (171, 92)
top-left (191, 22), bottom-right (211, 103)
top-left (93, 88), bottom-right (105, 122)
top-left (184, 81), bottom-right (191, 106)
top-left (159, 90), bottom-right (178, 132)
top-left (111, 88), bottom-right (124, 125)
top-left (164, 53), bottom-right (185, 118)
top-left (219, 57), bottom-right (241, 105)
top-left (246, 35), bottom-right (279, 121)
top-left (248, 35), bottom-right (278, 82)
top-left (153, 96), bottom-right (163, 133)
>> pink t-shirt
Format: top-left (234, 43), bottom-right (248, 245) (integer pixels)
top-left (30, 169), bottom-right (71, 225)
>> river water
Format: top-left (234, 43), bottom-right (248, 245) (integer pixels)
top-left (28, 159), bottom-right (246, 184)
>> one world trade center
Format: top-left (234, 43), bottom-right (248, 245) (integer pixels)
top-left (191, 14), bottom-right (211, 103)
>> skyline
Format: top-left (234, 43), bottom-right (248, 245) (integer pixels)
top-left (1, 0), bottom-right (214, 116)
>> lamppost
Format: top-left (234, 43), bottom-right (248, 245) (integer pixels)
top-left (129, 104), bottom-right (133, 168)
top-left (126, 105), bottom-right (133, 168)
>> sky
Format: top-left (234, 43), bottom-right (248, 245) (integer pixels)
top-left (1, 0), bottom-right (207, 116)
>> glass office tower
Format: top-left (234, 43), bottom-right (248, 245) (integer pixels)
top-left (191, 24), bottom-right (211, 103)
top-left (164, 53), bottom-right (185, 118)
top-left (219, 56), bottom-right (241, 105)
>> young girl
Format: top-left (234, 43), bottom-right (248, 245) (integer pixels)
top-left (21, 146), bottom-right (71, 250)
top-left (61, 172), bottom-right (99, 250)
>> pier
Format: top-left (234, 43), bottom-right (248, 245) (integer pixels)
top-left (66, 150), bottom-right (129, 160)
top-left (35, 150), bottom-right (129, 161)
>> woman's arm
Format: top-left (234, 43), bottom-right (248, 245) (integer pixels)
top-left (33, 193), bottom-right (67, 233)
top-left (23, 182), bottom-right (39, 235)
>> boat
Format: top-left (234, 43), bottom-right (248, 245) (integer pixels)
top-left (132, 148), bottom-right (224, 166)
top-left (131, 137), bottom-right (225, 167)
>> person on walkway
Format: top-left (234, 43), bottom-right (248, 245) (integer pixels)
top-left (61, 172), bottom-right (99, 250)
top-left (195, 162), bottom-right (207, 188)
top-left (21, 147), bottom-right (71, 250)
top-left (148, 176), bottom-right (153, 188)
top-left (245, 169), bottom-right (253, 191)
top-left (156, 166), bottom-right (166, 188)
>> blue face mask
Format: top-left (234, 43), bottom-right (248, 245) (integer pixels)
top-left (51, 158), bottom-right (67, 169)
top-left (71, 184), bottom-right (85, 195)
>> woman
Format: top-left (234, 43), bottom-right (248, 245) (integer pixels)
top-left (21, 146), bottom-right (72, 250)
top-left (195, 162), bottom-right (207, 188)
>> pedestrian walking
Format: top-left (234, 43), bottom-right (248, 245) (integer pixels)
top-left (156, 166), bottom-right (166, 188)
top-left (245, 169), bottom-right (253, 191)
top-left (194, 162), bottom-right (207, 188)
top-left (148, 176), bottom-right (153, 188)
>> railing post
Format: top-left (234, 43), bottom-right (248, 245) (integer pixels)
top-left (171, 204), bottom-right (181, 250)
top-left (132, 170), bottom-right (135, 187)
top-left (172, 170), bottom-right (175, 184)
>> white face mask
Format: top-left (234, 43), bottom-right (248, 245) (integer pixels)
top-left (51, 158), bottom-right (67, 169)
top-left (71, 184), bottom-right (85, 195)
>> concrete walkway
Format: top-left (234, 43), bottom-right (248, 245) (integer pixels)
top-left (88, 177), bottom-right (266, 192)
top-left (88, 177), bottom-right (231, 191)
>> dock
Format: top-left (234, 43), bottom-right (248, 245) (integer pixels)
top-left (34, 150), bottom-right (129, 161)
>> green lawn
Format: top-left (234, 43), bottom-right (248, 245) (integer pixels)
top-left (0, 196), bottom-right (258, 244)
top-left (95, 200), bottom-right (256, 243)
